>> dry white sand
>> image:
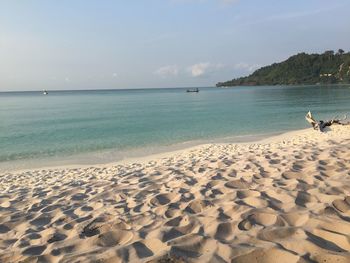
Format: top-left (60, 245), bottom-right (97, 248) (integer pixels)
top-left (1, 125), bottom-right (350, 262)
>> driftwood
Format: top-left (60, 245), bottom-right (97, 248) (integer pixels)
top-left (305, 111), bottom-right (349, 132)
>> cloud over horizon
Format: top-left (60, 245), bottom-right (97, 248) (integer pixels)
top-left (187, 63), bottom-right (224, 77)
top-left (154, 65), bottom-right (179, 77)
top-left (188, 63), bottom-right (210, 77)
top-left (234, 63), bottom-right (261, 72)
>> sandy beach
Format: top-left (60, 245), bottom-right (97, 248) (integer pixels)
top-left (1, 125), bottom-right (350, 262)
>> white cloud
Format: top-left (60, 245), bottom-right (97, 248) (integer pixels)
top-left (188, 63), bottom-right (210, 77)
top-left (234, 63), bottom-right (260, 72)
top-left (154, 65), bottom-right (179, 77)
top-left (112, 73), bottom-right (118, 78)
top-left (187, 62), bottom-right (224, 77)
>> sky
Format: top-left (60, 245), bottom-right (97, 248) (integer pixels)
top-left (0, 0), bottom-right (350, 91)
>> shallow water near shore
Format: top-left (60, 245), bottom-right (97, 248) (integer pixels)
top-left (0, 130), bottom-right (285, 171)
top-left (1, 85), bottom-right (350, 169)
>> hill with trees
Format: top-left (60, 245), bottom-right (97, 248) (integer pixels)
top-left (216, 49), bottom-right (350, 87)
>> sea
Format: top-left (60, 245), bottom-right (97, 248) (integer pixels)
top-left (1, 85), bottom-right (350, 170)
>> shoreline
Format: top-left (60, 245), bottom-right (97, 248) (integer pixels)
top-left (0, 128), bottom-right (308, 173)
top-left (1, 125), bottom-right (350, 262)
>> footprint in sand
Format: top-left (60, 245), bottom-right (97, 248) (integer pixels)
top-left (258, 227), bottom-right (306, 242)
top-left (239, 211), bottom-right (280, 230)
top-left (185, 199), bottom-right (214, 214)
top-left (162, 219), bottom-right (197, 242)
top-left (164, 208), bottom-right (181, 218)
top-left (238, 197), bottom-right (268, 208)
top-left (30, 215), bottom-right (52, 227)
top-left (150, 193), bottom-right (178, 207)
top-left (0, 224), bottom-right (11, 234)
top-left (332, 197), bottom-right (350, 213)
top-left (47, 232), bottom-right (67, 243)
top-left (168, 234), bottom-right (217, 260)
top-left (26, 232), bottom-right (41, 240)
top-left (224, 179), bottom-right (250, 189)
top-left (269, 159), bottom-right (281, 164)
top-left (295, 191), bottom-right (317, 207)
top-left (165, 216), bottom-right (184, 227)
top-left (282, 171), bottom-right (303, 180)
top-left (214, 222), bottom-right (235, 241)
top-left (40, 204), bottom-right (61, 213)
top-left (95, 230), bottom-right (133, 247)
top-left (117, 239), bottom-right (167, 261)
top-left (22, 245), bottom-right (47, 256)
top-left (231, 247), bottom-right (300, 263)
top-left (281, 212), bottom-right (309, 227)
top-left (236, 190), bottom-right (260, 199)
top-left (249, 212), bottom-right (279, 226)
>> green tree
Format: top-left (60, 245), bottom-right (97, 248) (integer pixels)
top-left (338, 49), bottom-right (345, 55)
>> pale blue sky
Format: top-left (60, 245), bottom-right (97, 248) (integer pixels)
top-left (1, 0), bottom-right (349, 91)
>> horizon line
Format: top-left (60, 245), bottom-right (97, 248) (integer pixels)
top-left (0, 86), bottom-right (216, 93)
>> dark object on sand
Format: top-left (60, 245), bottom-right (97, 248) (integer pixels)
top-left (305, 111), bottom-right (349, 132)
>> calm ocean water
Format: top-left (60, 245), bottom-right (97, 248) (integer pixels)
top-left (1, 85), bottom-right (350, 169)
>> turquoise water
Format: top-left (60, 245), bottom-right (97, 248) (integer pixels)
top-left (1, 85), bottom-right (350, 168)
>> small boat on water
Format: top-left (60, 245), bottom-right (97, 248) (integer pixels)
top-left (186, 88), bottom-right (199, 93)
top-left (43, 90), bottom-right (48, 95)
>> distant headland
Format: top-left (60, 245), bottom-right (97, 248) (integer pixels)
top-left (217, 49), bottom-right (350, 87)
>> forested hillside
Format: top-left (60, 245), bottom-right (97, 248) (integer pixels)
top-left (217, 50), bottom-right (350, 86)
